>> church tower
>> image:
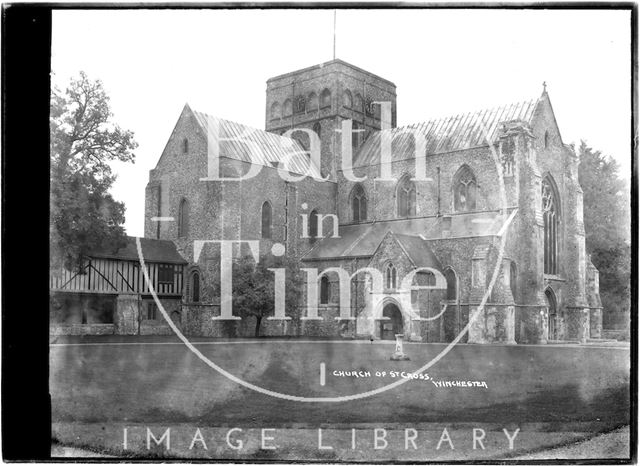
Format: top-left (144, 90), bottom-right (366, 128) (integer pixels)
top-left (265, 59), bottom-right (397, 180)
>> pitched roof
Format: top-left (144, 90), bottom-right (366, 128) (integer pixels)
top-left (302, 210), bottom-right (511, 261)
top-left (191, 108), bottom-right (323, 179)
top-left (89, 237), bottom-right (187, 264)
top-left (393, 233), bottom-right (442, 269)
top-left (353, 98), bottom-right (539, 167)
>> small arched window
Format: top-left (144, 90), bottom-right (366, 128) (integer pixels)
top-left (283, 99), bottom-right (292, 116)
top-left (270, 102), bottom-right (281, 120)
top-left (542, 176), bottom-right (560, 275)
top-left (453, 165), bottom-right (477, 212)
top-left (307, 92), bottom-right (318, 111)
top-left (182, 138), bottom-right (189, 154)
top-left (342, 89), bottom-right (353, 108)
top-left (350, 184), bottom-right (367, 222)
top-left (396, 176), bottom-right (416, 218)
top-left (320, 276), bottom-right (330, 304)
top-left (544, 130), bottom-right (550, 149)
top-left (309, 209), bottom-right (319, 242)
top-left (445, 268), bottom-right (457, 301)
top-left (191, 272), bottom-right (200, 303)
top-left (354, 93), bottom-right (364, 112)
top-left (261, 201), bottom-right (272, 239)
top-left (320, 88), bottom-right (332, 108)
top-left (385, 263), bottom-right (397, 289)
top-left (178, 198), bottom-right (189, 237)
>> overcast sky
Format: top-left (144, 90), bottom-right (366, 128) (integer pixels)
top-left (51, 9), bottom-right (632, 237)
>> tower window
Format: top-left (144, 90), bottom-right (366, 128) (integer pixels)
top-left (342, 89), bottom-right (353, 108)
top-left (307, 92), bottom-right (318, 111)
top-left (544, 130), bottom-right (550, 149)
top-left (270, 102), bottom-right (281, 120)
top-left (320, 276), bottom-right (330, 304)
top-left (453, 165), bottom-right (477, 212)
top-left (283, 99), bottom-right (292, 116)
top-left (320, 88), bottom-right (332, 109)
top-left (182, 138), bottom-right (189, 154)
top-left (396, 176), bottom-right (416, 218)
top-left (261, 201), bottom-right (272, 239)
top-left (510, 261), bottom-right (517, 301)
top-left (350, 184), bottom-right (367, 222)
top-left (542, 176), bottom-right (560, 275)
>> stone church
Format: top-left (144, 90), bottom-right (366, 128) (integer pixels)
top-left (143, 59), bottom-right (602, 344)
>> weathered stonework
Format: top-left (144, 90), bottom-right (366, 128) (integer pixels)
top-left (142, 60), bottom-right (602, 345)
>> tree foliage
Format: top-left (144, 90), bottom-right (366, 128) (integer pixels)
top-left (578, 141), bottom-right (631, 319)
top-left (50, 72), bottom-right (137, 271)
top-left (231, 254), bottom-right (303, 337)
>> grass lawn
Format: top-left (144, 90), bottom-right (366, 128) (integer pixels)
top-left (50, 338), bottom-right (630, 428)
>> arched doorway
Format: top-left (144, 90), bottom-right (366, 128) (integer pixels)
top-left (545, 288), bottom-right (557, 340)
top-left (380, 303), bottom-right (403, 340)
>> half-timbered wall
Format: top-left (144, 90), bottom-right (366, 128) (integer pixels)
top-left (50, 258), bottom-right (184, 296)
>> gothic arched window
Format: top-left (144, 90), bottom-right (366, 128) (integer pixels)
top-left (396, 175), bottom-right (416, 218)
top-left (307, 92), bottom-right (318, 111)
top-left (178, 198), bottom-right (189, 238)
top-left (350, 184), bottom-right (367, 222)
top-left (342, 89), bottom-right (353, 108)
top-left (283, 99), bottom-right (292, 116)
top-left (542, 176), bottom-right (560, 275)
top-left (445, 268), bottom-right (457, 301)
top-left (320, 276), bottom-right (330, 304)
top-left (385, 262), bottom-right (397, 289)
top-left (354, 93), bottom-right (364, 112)
top-left (270, 102), bottom-right (281, 120)
top-left (453, 165), bottom-right (477, 212)
top-left (191, 271), bottom-right (200, 303)
top-left (261, 201), bottom-right (272, 239)
top-left (309, 209), bottom-right (319, 242)
top-left (320, 88), bottom-right (331, 108)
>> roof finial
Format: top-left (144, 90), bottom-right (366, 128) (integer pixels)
top-left (542, 81), bottom-right (547, 93)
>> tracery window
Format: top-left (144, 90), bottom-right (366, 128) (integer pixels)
top-left (542, 176), bottom-right (560, 275)
top-left (385, 262), bottom-right (397, 290)
top-left (351, 184), bottom-right (367, 222)
top-left (396, 176), bottom-right (416, 218)
top-left (453, 165), bottom-right (477, 212)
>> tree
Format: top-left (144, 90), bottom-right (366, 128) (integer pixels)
top-left (578, 141), bottom-right (631, 320)
top-left (50, 72), bottom-right (137, 271)
top-left (231, 254), bottom-right (303, 337)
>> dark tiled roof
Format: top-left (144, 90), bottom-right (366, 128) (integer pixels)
top-left (353, 99), bottom-right (539, 168)
top-left (89, 237), bottom-right (187, 264)
top-left (191, 109), bottom-right (323, 179)
top-left (303, 211), bottom-right (511, 261)
top-left (394, 233), bottom-right (442, 269)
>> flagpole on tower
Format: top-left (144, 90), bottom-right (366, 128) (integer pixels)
top-left (333, 10), bottom-right (336, 60)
